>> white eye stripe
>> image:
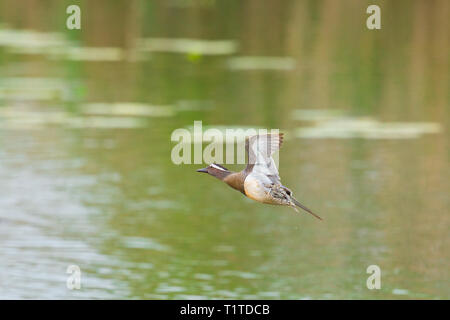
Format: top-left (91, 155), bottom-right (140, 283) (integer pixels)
top-left (210, 164), bottom-right (226, 171)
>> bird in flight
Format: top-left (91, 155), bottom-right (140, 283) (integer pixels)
top-left (197, 133), bottom-right (322, 220)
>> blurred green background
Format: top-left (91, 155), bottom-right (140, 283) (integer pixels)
top-left (0, 0), bottom-right (448, 299)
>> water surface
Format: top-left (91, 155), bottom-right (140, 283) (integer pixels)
top-left (0, 0), bottom-right (448, 299)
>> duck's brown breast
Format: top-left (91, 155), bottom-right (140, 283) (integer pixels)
top-left (223, 172), bottom-right (246, 194)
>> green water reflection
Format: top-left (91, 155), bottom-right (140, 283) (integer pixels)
top-left (0, 0), bottom-right (448, 299)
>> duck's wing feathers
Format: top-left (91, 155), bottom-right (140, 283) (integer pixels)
top-left (245, 133), bottom-right (284, 182)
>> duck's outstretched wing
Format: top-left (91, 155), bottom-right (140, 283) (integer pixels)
top-left (245, 133), bottom-right (284, 182)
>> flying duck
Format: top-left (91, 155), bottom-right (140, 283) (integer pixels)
top-left (196, 133), bottom-right (322, 220)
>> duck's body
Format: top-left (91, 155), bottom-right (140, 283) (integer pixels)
top-left (197, 133), bottom-right (322, 220)
top-left (244, 172), bottom-right (275, 204)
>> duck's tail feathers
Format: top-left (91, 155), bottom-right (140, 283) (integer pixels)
top-left (291, 197), bottom-right (323, 220)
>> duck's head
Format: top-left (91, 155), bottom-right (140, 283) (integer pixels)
top-left (196, 163), bottom-right (231, 180)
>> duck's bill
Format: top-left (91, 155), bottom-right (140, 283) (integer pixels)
top-left (196, 167), bottom-right (208, 173)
